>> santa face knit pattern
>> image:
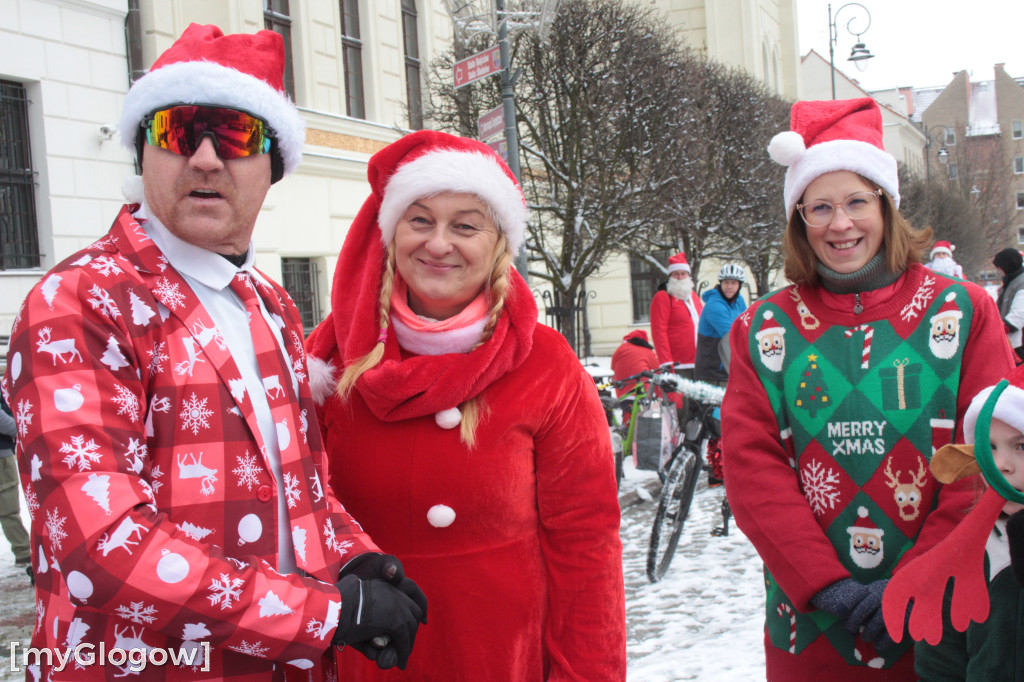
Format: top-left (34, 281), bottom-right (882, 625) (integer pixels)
top-left (722, 263), bottom-right (1015, 680)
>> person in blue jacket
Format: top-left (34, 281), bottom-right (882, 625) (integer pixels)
top-left (695, 263), bottom-right (748, 385)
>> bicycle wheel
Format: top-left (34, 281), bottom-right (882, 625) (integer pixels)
top-left (646, 444), bottom-right (701, 582)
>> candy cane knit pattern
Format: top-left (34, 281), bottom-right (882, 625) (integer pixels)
top-left (777, 603), bottom-right (796, 653)
top-left (844, 324), bottom-right (874, 369)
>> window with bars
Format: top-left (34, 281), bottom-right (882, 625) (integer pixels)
top-left (281, 258), bottom-right (322, 334)
top-left (629, 249), bottom-right (671, 323)
top-left (0, 80), bottom-right (40, 270)
top-left (401, 0), bottom-right (423, 130)
top-left (264, 0), bottom-right (296, 99)
top-left (341, 0), bottom-right (365, 119)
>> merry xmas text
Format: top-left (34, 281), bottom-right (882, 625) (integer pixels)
top-left (827, 420), bottom-right (886, 456)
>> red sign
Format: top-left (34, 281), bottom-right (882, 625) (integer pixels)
top-left (486, 139), bottom-right (508, 161)
top-left (454, 46), bottom-right (502, 90)
top-left (477, 105), bottom-right (505, 141)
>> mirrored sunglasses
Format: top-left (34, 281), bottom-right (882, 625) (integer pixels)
top-left (142, 105), bottom-right (272, 160)
top-left (797, 189), bottom-right (883, 228)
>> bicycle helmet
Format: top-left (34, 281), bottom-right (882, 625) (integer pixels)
top-left (717, 264), bottom-right (745, 283)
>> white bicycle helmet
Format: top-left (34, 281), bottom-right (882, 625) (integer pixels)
top-left (718, 264), bottom-right (745, 283)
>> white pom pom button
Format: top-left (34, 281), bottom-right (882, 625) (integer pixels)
top-left (427, 504), bottom-right (456, 528)
top-left (435, 407), bottom-right (462, 429)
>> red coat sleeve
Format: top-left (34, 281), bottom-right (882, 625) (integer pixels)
top-left (649, 291), bottom-right (673, 366)
top-left (721, 305), bottom-right (850, 611)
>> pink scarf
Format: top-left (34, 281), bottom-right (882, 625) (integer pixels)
top-left (389, 274), bottom-right (489, 355)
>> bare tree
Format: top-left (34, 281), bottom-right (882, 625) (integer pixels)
top-left (425, 0), bottom-right (692, 351)
top-left (638, 60), bottom-right (789, 296)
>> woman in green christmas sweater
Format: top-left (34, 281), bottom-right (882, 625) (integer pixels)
top-left (721, 97), bottom-right (1016, 681)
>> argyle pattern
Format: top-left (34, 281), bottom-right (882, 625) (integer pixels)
top-left (748, 279), bottom-right (973, 669)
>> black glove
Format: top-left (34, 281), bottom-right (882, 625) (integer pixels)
top-left (333, 574), bottom-right (424, 670)
top-left (811, 578), bottom-right (869, 620)
top-left (339, 553), bottom-right (429, 623)
top-left (1007, 509), bottom-right (1024, 588)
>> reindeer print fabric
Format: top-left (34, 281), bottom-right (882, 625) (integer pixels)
top-left (1, 206), bottom-right (379, 680)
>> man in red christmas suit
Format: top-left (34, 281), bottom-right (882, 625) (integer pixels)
top-left (1, 24), bottom-right (424, 681)
top-left (649, 251), bottom-right (704, 377)
top-left (611, 329), bottom-right (659, 399)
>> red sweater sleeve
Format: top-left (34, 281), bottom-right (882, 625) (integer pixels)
top-left (649, 291), bottom-right (673, 365)
top-left (721, 305), bottom-right (850, 611)
top-left (895, 283), bottom-right (1015, 570)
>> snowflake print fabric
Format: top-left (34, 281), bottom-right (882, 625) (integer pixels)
top-left (2, 206), bottom-right (380, 680)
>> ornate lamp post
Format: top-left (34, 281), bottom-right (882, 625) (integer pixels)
top-left (829, 3), bottom-right (875, 99)
top-left (924, 124), bottom-right (950, 182)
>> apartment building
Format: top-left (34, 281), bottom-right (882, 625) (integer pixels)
top-left (918, 66), bottom-right (1024, 266)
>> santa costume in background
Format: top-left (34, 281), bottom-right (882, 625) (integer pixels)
top-left (611, 329), bottom-right (659, 399)
top-left (305, 130), bottom-right (626, 681)
top-left (722, 97), bottom-right (1013, 679)
top-left (924, 241), bottom-right (964, 279)
top-left (649, 251), bottom-right (703, 369)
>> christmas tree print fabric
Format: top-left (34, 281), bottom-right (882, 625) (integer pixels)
top-left (748, 275), bottom-right (972, 669)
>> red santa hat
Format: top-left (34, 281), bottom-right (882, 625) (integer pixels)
top-left (622, 330), bottom-right (650, 344)
top-left (930, 241), bottom-right (955, 259)
top-left (119, 23), bottom-right (305, 199)
top-left (847, 506), bottom-right (884, 538)
top-left (754, 310), bottom-right (784, 340)
top-left (768, 97), bottom-right (900, 219)
top-left (666, 252), bottom-right (691, 274)
top-left (931, 292), bottom-right (963, 322)
top-left (962, 363), bottom-right (1024, 445)
top-left (376, 132), bottom-right (528, 254)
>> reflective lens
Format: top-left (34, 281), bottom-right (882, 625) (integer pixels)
top-left (797, 190), bottom-right (882, 227)
top-left (143, 105), bottom-right (272, 160)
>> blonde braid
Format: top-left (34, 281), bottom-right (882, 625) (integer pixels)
top-left (460, 235), bottom-right (513, 446)
top-left (336, 244), bottom-right (397, 401)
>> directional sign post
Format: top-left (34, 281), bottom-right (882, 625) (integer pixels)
top-left (485, 139), bottom-right (508, 162)
top-left (453, 45), bottom-right (502, 90)
top-left (477, 105), bottom-right (505, 141)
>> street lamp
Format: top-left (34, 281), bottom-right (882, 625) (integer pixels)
top-left (924, 124), bottom-right (950, 182)
top-left (829, 3), bottom-right (875, 100)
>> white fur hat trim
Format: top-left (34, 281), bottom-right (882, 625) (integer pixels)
top-left (119, 60), bottom-right (305, 178)
top-left (963, 384), bottom-right (1024, 445)
top-left (778, 139), bottom-right (899, 219)
top-left (435, 407), bottom-right (462, 430)
top-left (427, 504), bottom-right (456, 528)
top-left (377, 149), bottom-right (528, 254)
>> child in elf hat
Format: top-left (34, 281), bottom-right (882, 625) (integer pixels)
top-left (888, 362), bottom-right (1024, 680)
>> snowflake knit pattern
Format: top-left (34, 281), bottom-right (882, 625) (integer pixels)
top-left (747, 274), bottom-right (971, 669)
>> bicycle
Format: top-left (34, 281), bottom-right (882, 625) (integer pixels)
top-left (646, 376), bottom-right (731, 583)
top-left (595, 369), bottom-right (684, 491)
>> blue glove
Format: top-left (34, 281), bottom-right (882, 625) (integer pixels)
top-left (811, 578), bottom-right (869, 620)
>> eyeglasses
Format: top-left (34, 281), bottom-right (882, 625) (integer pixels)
top-left (142, 105), bottom-right (272, 160)
top-left (796, 189), bottom-right (883, 228)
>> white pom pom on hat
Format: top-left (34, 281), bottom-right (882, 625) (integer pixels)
top-left (768, 131), bottom-right (806, 167)
top-left (769, 97), bottom-right (899, 219)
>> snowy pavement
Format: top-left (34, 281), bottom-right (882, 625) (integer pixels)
top-left (621, 462), bottom-right (766, 681)
top-left (0, 464), bottom-right (770, 681)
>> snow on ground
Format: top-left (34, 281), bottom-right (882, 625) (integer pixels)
top-left (619, 459), bottom-right (767, 681)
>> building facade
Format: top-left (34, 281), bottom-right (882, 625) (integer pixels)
top-left (0, 0), bottom-right (452, 341)
top-left (919, 66), bottom-right (1024, 272)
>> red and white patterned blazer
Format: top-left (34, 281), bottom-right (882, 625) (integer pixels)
top-left (2, 206), bottom-right (379, 680)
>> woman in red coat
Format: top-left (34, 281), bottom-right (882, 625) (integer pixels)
top-left (305, 130), bottom-right (626, 681)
